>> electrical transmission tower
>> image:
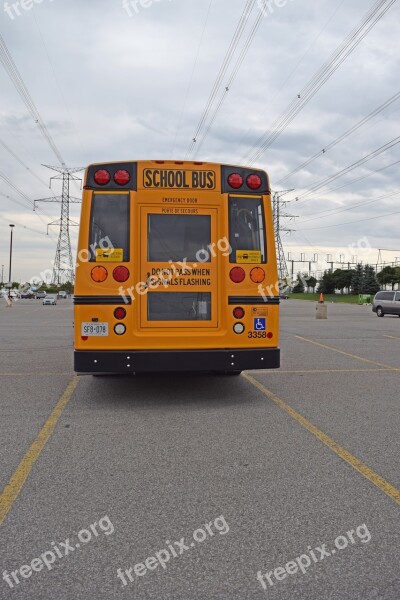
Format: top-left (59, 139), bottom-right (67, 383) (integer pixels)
top-left (34, 165), bottom-right (84, 284)
top-left (272, 191), bottom-right (296, 281)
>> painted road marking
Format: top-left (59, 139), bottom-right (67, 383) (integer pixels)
top-left (383, 335), bottom-right (400, 340)
top-left (242, 373), bottom-right (400, 506)
top-left (295, 335), bottom-right (399, 371)
top-left (0, 372), bottom-right (72, 377)
top-left (250, 368), bottom-right (392, 374)
top-left (0, 377), bottom-right (79, 527)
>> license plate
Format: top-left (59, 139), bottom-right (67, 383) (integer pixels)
top-left (81, 323), bottom-right (109, 336)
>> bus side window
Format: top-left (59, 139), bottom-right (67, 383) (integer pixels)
top-left (89, 193), bottom-right (130, 261)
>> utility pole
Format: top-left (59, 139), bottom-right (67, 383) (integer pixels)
top-left (288, 253), bottom-right (318, 282)
top-left (273, 191), bottom-right (296, 281)
top-left (8, 224), bottom-right (15, 302)
top-left (34, 165), bottom-right (83, 285)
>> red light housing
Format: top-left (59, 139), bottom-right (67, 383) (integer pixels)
top-left (94, 169), bottom-right (111, 186)
top-left (228, 173), bottom-right (243, 189)
top-left (114, 169), bottom-right (130, 186)
top-left (113, 266), bottom-right (130, 283)
top-left (114, 307), bottom-right (127, 320)
top-left (247, 174), bottom-right (262, 190)
top-left (233, 307), bottom-right (245, 319)
top-left (267, 332), bottom-right (274, 339)
top-left (230, 267), bottom-right (246, 283)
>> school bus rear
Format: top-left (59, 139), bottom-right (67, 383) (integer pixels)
top-left (74, 160), bottom-right (280, 374)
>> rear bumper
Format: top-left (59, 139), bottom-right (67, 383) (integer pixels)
top-left (74, 348), bottom-right (280, 374)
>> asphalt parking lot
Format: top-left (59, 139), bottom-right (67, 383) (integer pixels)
top-left (0, 299), bottom-right (399, 599)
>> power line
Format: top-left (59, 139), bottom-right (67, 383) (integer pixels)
top-left (243, 0), bottom-right (397, 165)
top-left (193, 0), bottom-right (267, 158)
top-left (296, 190), bottom-right (400, 224)
top-left (0, 32), bottom-right (66, 166)
top-left (171, 0), bottom-right (214, 155)
top-left (185, 0), bottom-right (256, 158)
top-left (297, 206), bottom-right (400, 231)
top-left (293, 135), bottom-right (400, 204)
top-left (276, 90), bottom-right (400, 185)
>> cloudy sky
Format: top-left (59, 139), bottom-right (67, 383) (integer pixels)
top-left (1, 0), bottom-right (399, 282)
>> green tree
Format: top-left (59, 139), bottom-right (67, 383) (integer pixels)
top-left (306, 276), bottom-right (317, 292)
top-left (292, 274), bottom-right (305, 293)
top-left (332, 269), bottom-right (355, 293)
top-left (377, 266), bottom-right (397, 290)
top-left (351, 264), bottom-right (364, 295)
top-left (319, 271), bottom-right (336, 294)
top-left (362, 265), bottom-right (380, 295)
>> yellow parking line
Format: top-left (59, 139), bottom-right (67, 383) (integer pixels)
top-left (0, 376), bottom-right (79, 527)
top-left (383, 335), bottom-right (400, 340)
top-left (295, 335), bottom-right (399, 371)
top-left (0, 372), bottom-right (72, 376)
top-left (242, 373), bottom-right (400, 506)
top-left (251, 368), bottom-right (391, 374)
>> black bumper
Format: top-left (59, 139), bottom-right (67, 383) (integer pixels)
top-left (74, 348), bottom-right (280, 374)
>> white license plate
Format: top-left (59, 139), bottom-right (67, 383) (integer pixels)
top-left (81, 322), bottom-right (109, 336)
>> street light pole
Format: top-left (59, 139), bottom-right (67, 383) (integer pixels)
top-left (1, 264), bottom-right (4, 286)
top-left (8, 224), bottom-right (15, 301)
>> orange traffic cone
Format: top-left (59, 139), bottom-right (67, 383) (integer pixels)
top-left (319, 293), bottom-right (324, 303)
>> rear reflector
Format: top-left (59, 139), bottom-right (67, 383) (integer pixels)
top-left (94, 169), bottom-right (111, 186)
top-left (91, 266), bottom-right (108, 283)
top-left (230, 267), bottom-right (246, 283)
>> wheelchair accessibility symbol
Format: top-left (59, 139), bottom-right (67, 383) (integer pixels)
top-left (254, 318), bottom-right (266, 331)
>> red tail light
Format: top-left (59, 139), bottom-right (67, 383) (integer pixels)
top-left (247, 174), bottom-right (262, 190)
top-left (233, 307), bottom-right (245, 319)
top-left (114, 307), bottom-right (127, 320)
top-left (113, 266), bottom-right (130, 283)
top-left (114, 170), bottom-right (130, 185)
top-left (94, 169), bottom-right (111, 186)
top-left (228, 173), bottom-right (243, 189)
top-left (230, 267), bottom-right (246, 283)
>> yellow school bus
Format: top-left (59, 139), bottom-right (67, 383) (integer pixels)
top-left (74, 160), bottom-right (280, 374)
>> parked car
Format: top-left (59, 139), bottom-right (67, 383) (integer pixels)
top-left (35, 291), bottom-right (47, 299)
top-left (43, 295), bottom-right (57, 305)
top-left (19, 290), bottom-right (35, 299)
top-left (372, 291), bottom-right (400, 317)
top-left (58, 291), bottom-right (68, 299)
